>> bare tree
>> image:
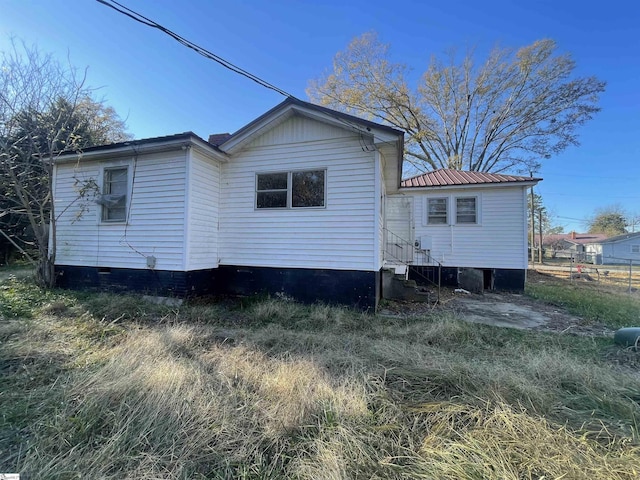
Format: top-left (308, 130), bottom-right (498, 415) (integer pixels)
top-left (308, 33), bottom-right (605, 175)
top-left (626, 212), bottom-right (640, 233)
top-left (0, 39), bottom-right (130, 286)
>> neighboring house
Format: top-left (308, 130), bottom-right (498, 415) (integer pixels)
top-left (52, 98), bottom-right (540, 308)
top-left (541, 232), bottom-right (608, 261)
top-left (585, 232), bottom-right (640, 265)
top-left (388, 170), bottom-right (541, 291)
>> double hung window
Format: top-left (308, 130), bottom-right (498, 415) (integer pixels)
top-left (101, 167), bottom-right (128, 222)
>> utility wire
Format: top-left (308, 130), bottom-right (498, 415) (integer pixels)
top-left (96, 0), bottom-right (294, 98)
top-left (97, 1), bottom-right (401, 150)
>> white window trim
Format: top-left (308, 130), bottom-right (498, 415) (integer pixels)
top-left (423, 194), bottom-right (482, 226)
top-left (425, 197), bottom-right (449, 225)
top-left (255, 168), bottom-right (327, 210)
top-left (455, 195), bottom-right (479, 225)
top-left (97, 159), bottom-right (132, 225)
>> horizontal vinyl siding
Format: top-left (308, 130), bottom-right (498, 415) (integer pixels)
top-left (602, 241), bottom-right (640, 264)
top-left (55, 151), bottom-right (187, 270)
top-left (186, 149), bottom-right (220, 270)
top-left (398, 186), bottom-right (527, 269)
top-left (220, 118), bottom-right (376, 271)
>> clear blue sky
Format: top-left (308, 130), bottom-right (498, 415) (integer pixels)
top-left (2, 0), bottom-right (639, 232)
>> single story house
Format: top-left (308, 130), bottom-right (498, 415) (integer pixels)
top-left (585, 232), bottom-right (640, 265)
top-left (389, 169), bottom-right (541, 291)
top-left (52, 98), bottom-right (540, 308)
top-left (541, 232), bottom-right (608, 261)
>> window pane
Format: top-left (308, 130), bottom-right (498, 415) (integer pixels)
top-left (106, 168), bottom-right (127, 195)
top-left (456, 197), bottom-right (476, 223)
top-left (257, 191), bottom-right (287, 208)
top-left (103, 168), bottom-right (127, 222)
top-left (427, 198), bottom-right (447, 224)
top-left (292, 170), bottom-right (325, 207)
top-left (257, 172), bottom-right (288, 191)
top-left (106, 206), bottom-right (126, 221)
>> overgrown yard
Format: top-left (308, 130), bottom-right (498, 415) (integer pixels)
top-left (1, 272), bottom-right (639, 479)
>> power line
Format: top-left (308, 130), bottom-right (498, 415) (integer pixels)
top-left (97, 1), bottom-right (402, 150)
top-left (539, 171), bottom-right (639, 180)
top-left (540, 192), bottom-right (640, 199)
top-left (96, 0), bottom-right (294, 98)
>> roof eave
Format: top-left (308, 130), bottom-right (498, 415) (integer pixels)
top-left (55, 135), bottom-right (228, 164)
top-left (399, 179), bottom-right (540, 191)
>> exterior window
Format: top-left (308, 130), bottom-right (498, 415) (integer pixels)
top-left (256, 172), bottom-right (288, 208)
top-left (102, 167), bottom-right (128, 222)
top-left (456, 197), bottom-right (477, 224)
top-left (632, 245), bottom-right (640, 254)
top-left (427, 198), bottom-right (448, 224)
top-left (256, 170), bottom-right (325, 209)
top-left (292, 170), bottom-right (325, 207)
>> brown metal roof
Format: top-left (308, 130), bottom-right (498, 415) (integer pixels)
top-left (401, 169), bottom-right (541, 187)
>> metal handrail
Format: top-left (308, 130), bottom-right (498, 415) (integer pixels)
top-left (383, 228), bottom-right (441, 302)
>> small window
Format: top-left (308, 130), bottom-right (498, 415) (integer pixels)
top-left (632, 245), bottom-right (640, 254)
top-left (102, 167), bottom-right (128, 222)
top-left (292, 170), bottom-right (325, 207)
top-left (456, 197), bottom-right (477, 224)
top-left (257, 172), bottom-right (288, 208)
top-left (427, 198), bottom-right (448, 224)
top-left (256, 170), bottom-right (326, 209)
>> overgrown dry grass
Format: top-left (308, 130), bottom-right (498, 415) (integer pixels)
top-left (2, 275), bottom-right (640, 479)
top-left (526, 270), bottom-right (640, 329)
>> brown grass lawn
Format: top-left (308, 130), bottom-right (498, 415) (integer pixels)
top-left (1, 272), bottom-right (639, 479)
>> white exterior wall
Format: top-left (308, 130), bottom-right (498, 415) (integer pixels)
top-left (185, 148), bottom-right (221, 270)
top-left (219, 115), bottom-right (378, 271)
top-left (389, 185), bottom-right (528, 269)
top-left (54, 150), bottom-right (188, 270)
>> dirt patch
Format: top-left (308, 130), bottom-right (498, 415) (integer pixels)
top-left (450, 291), bottom-right (615, 336)
top-left (380, 287), bottom-right (615, 337)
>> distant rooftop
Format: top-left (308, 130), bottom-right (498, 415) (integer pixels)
top-left (542, 233), bottom-right (609, 245)
top-left (599, 231), bottom-right (640, 244)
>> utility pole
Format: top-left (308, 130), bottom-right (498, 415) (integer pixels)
top-left (529, 173), bottom-right (536, 264)
top-left (538, 207), bottom-right (544, 263)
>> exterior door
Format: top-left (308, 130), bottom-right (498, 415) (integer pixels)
top-left (385, 196), bottom-right (414, 263)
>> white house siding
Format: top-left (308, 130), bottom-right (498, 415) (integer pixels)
top-left (390, 185), bottom-right (528, 269)
top-left (219, 115), bottom-right (377, 271)
top-left (185, 149), bottom-right (220, 270)
top-left (54, 150), bottom-right (188, 271)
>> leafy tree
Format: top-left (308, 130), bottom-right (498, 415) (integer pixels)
top-left (587, 205), bottom-right (628, 236)
top-left (308, 33), bottom-right (605, 174)
top-left (0, 39), bottom-right (130, 284)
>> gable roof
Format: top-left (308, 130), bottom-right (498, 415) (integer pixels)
top-left (220, 97), bottom-right (404, 151)
top-left (598, 231), bottom-right (640, 244)
top-left (401, 169), bottom-right (542, 188)
top-left (219, 97), bottom-right (405, 188)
